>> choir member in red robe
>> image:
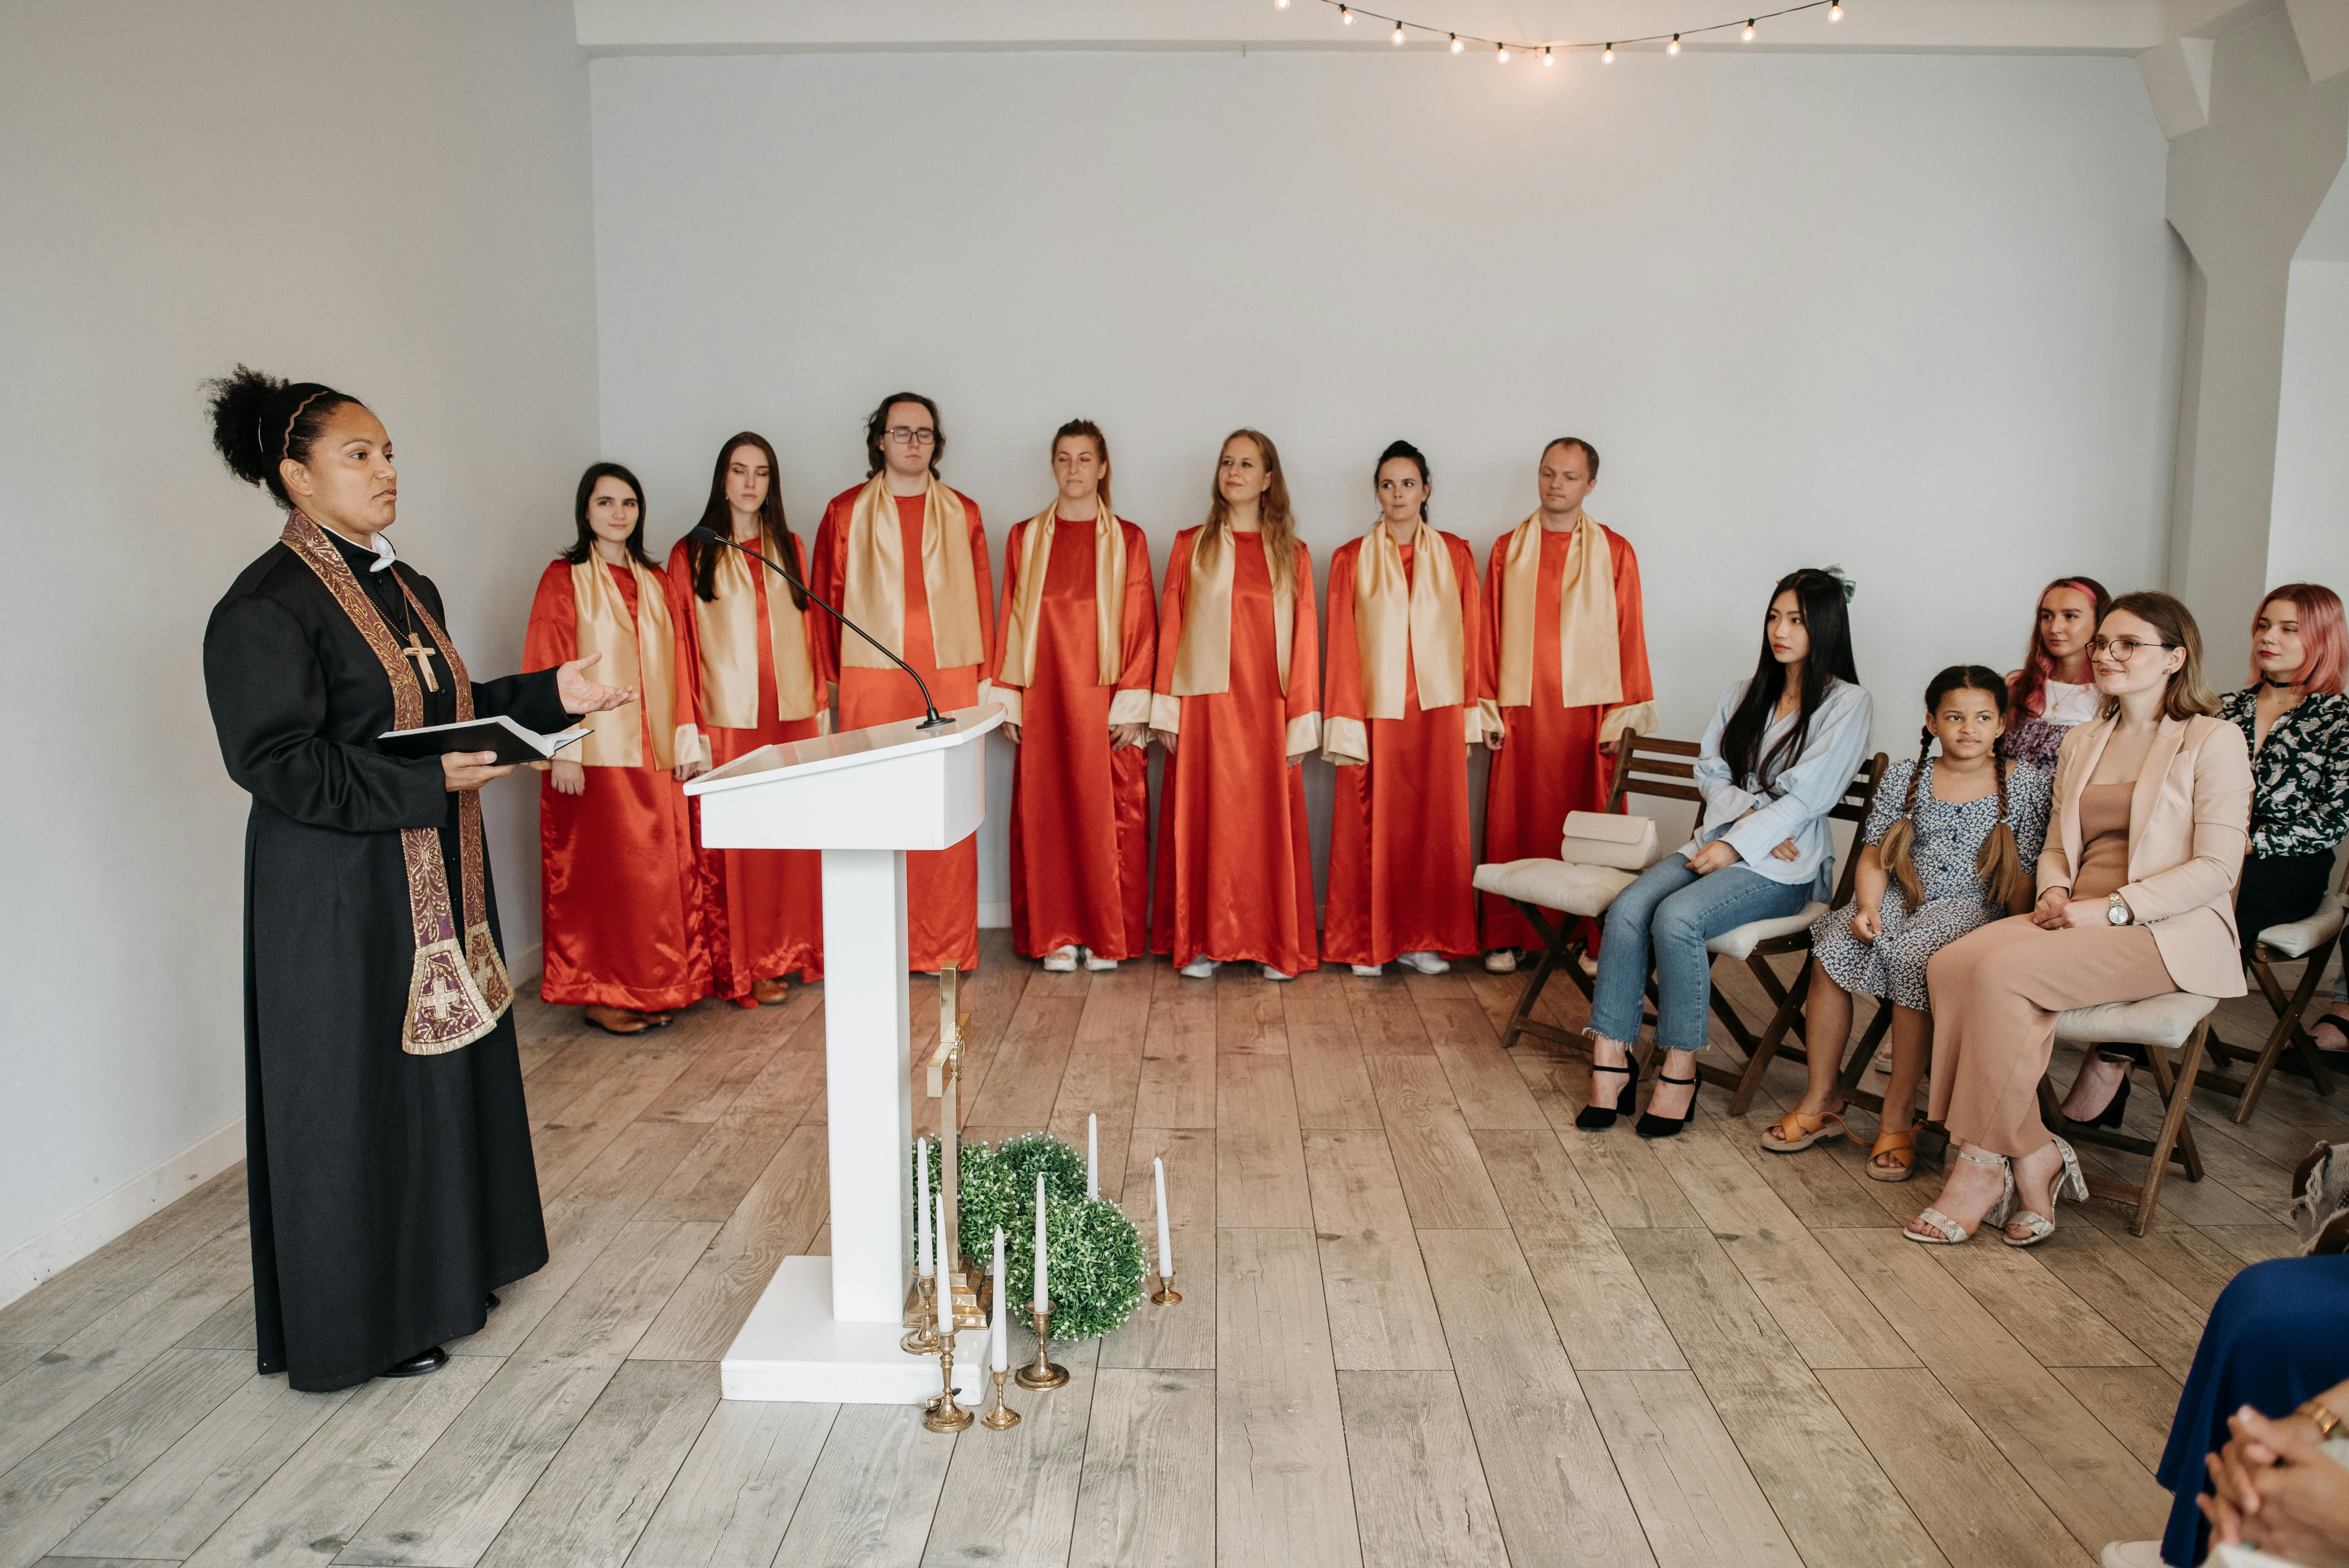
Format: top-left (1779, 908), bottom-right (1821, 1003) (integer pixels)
top-left (1150, 429), bottom-right (1321, 981)
top-left (526, 463), bottom-right (710, 1032)
top-left (1479, 438), bottom-right (1656, 970)
top-left (668, 433), bottom-right (827, 1002)
top-left (809, 393), bottom-right (993, 974)
top-left (993, 421), bottom-right (1157, 972)
top-left (1323, 441), bottom-right (1493, 975)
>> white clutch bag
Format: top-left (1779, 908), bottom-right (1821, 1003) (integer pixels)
top-left (1559, 811), bottom-right (1664, 871)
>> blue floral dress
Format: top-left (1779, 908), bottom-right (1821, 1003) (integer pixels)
top-left (1810, 757), bottom-right (2052, 1011)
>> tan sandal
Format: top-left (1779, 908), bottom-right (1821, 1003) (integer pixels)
top-left (1761, 1107), bottom-right (1848, 1153)
top-left (1863, 1127), bottom-right (1918, 1183)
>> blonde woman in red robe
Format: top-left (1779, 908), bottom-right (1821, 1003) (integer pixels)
top-left (1478, 437), bottom-right (1656, 972)
top-left (528, 463), bottom-right (710, 1034)
top-left (809, 392), bottom-right (994, 975)
top-left (667, 432), bottom-right (827, 1004)
top-left (993, 421), bottom-right (1157, 972)
top-left (1150, 429), bottom-right (1322, 981)
top-left (1323, 441), bottom-right (1493, 976)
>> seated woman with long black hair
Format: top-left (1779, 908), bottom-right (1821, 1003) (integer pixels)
top-left (1580, 568), bottom-right (1872, 1139)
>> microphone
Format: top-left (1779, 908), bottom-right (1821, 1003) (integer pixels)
top-left (688, 526), bottom-right (955, 731)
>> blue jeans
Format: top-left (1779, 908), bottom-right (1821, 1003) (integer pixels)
top-left (1589, 854), bottom-right (1811, 1056)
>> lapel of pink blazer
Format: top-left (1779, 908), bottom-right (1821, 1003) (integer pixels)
top-left (2125, 715), bottom-right (2189, 884)
top-left (2058, 717), bottom-right (2113, 884)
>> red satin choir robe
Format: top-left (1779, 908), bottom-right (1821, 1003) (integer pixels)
top-left (524, 559), bottom-right (710, 1011)
top-left (1150, 530), bottom-right (1321, 976)
top-left (1321, 531), bottom-right (1489, 967)
top-left (993, 516), bottom-right (1157, 962)
top-left (810, 487), bottom-right (993, 974)
top-left (1477, 524), bottom-right (1654, 953)
top-left (665, 537), bottom-right (827, 994)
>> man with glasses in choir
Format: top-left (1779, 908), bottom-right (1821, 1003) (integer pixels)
top-left (808, 392), bottom-right (995, 973)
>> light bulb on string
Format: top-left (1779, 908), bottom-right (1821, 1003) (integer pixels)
top-left (1497, 41), bottom-right (1509, 61)
top-left (1543, 45), bottom-right (1553, 64)
top-left (1829, 1), bottom-right (1843, 17)
top-left (1742, 19), bottom-right (1756, 39)
top-left (1667, 33), bottom-right (1680, 54)
top-left (1391, 19), bottom-right (1405, 42)
top-left (1449, 31), bottom-right (1462, 51)
top-left (1274, 0), bottom-right (1288, 8)
top-left (1339, 5), bottom-right (1352, 22)
top-left (1602, 42), bottom-right (1614, 61)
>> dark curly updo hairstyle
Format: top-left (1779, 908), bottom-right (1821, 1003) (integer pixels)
top-left (1374, 439), bottom-right (1431, 521)
top-left (204, 365), bottom-right (360, 507)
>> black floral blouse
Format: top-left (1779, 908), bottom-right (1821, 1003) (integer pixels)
top-left (2220, 687), bottom-right (2349, 859)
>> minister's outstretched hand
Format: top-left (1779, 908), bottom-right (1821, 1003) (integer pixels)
top-left (557, 651), bottom-right (638, 715)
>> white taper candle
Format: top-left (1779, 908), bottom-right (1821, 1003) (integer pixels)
top-left (916, 1137), bottom-right (933, 1279)
top-left (1154, 1156), bottom-right (1172, 1278)
top-left (1033, 1173), bottom-right (1048, 1312)
top-left (990, 1226), bottom-right (1007, 1372)
top-left (935, 1192), bottom-right (952, 1338)
top-left (1087, 1114), bottom-right (1099, 1200)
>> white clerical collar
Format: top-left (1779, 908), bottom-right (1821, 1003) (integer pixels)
top-left (322, 522), bottom-right (399, 573)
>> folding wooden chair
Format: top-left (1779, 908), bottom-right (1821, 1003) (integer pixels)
top-left (2037, 993), bottom-right (2213, 1235)
top-left (1471, 733), bottom-right (1701, 1053)
top-left (1693, 753), bottom-right (1889, 1117)
top-left (2195, 886), bottom-right (2342, 1124)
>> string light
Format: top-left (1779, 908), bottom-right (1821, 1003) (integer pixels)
top-left (1278, 0), bottom-right (1854, 60)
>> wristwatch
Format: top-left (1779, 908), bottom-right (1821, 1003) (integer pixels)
top-left (2107, 893), bottom-right (2133, 926)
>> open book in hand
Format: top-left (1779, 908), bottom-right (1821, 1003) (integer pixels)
top-left (375, 714), bottom-right (592, 765)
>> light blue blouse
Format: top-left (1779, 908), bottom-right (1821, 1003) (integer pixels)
top-left (1684, 678), bottom-right (1875, 900)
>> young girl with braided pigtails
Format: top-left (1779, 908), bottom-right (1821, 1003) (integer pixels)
top-left (1761, 666), bottom-right (2052, 1179)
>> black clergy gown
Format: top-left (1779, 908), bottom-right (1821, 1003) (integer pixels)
top-left (203, 526), bottom-right (566, 1392)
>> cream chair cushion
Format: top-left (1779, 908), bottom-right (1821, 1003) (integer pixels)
top-left (2257, 893), bottom-right (2345, 961)
top-left (1706, 903), bottom-right (1828, 961)
top-left (1472, 859), bottom-right (1637, 920)
top-left (2052, 991), bottom-right (2216, 1050)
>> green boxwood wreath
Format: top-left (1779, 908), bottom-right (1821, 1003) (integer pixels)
top-left (912, 1132), bottom-right (1144, 1342)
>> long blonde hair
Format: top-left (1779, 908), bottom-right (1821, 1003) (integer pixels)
top-left (1202, 428), bottom-right (1296, 596)
top-left (1879, 666), bottom-right (2028, 913)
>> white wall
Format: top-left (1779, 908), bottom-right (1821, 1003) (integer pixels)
top-left (0, 1), bottom-right (600, 1288)
top-left (2270, 258), bottom-right (2349, 594)
top-left (591, 47), bottom-right (2176, 900)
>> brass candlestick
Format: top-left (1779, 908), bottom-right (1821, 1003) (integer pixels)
top-left (1015, 1306), bottom-right (1069, 1390)
top-left (901, 1275), bottom-right (940, 1355)
top-left (979, 1368), bottom-right (1021, 1429)
top-left (1151, 1271), bottom-right (1182, 1305)
top-left (923, 1339), bottom-right (973, 1432)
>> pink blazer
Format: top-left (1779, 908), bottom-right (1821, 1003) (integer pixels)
top-left (2038, 712), bottom-right (2252, 998)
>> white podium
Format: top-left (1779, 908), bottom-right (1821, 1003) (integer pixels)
top-left (684, 702), bottom-right (1002, 1402)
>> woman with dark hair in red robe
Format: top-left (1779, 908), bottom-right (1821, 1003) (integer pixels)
top-left (993, 420), bottom-right (1157, 971)
top-left (527, 462), bottom-right (710, 1033)
top-left (667, 432), bottom-right (826, 1002)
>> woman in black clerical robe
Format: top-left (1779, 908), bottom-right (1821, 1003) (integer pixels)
top-left (200, 367), bottom-right (636, 1392)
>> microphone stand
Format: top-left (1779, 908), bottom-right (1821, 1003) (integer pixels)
top-left (690, 526), bottom-right (954, 731)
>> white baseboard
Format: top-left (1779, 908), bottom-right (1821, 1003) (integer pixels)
top-left (511, 941), bottom-right (543, 983)
top-left (978, 902), bottom-right (1009, 929)
top-left (0, 1118), bottom-right (247, 1311)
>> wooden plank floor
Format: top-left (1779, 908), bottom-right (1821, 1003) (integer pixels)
top-left (2, 929), bottom-right (2340, 1568)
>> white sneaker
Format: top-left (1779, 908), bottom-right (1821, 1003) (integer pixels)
top-left (2098, 1543), bottom-right (2163, 1568)
top-left (1081, 948), bottom-right (1119, 972)
top-left (1042, 945), bottom-right (1079, 973)
top-left (1179, 957), bottom-right (1220, 979)
top-left (1483, 949), bottom-right (1518, 974)
top-left (1351, 964), bottom-right (1384, 977)
top-left (1260, 965), bottom-right (1294, 981)
top-left (1397, 950), bottom-right (1450, 975)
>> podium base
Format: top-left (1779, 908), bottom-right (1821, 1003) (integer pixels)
top-left (721, 1256), bottom-right (989, 1404)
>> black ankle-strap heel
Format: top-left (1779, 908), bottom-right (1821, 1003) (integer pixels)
top-left (1577, 1062), bottom-right (1633, 1131)
top-left (1636, 1073), bottom-right (1699, 1140)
